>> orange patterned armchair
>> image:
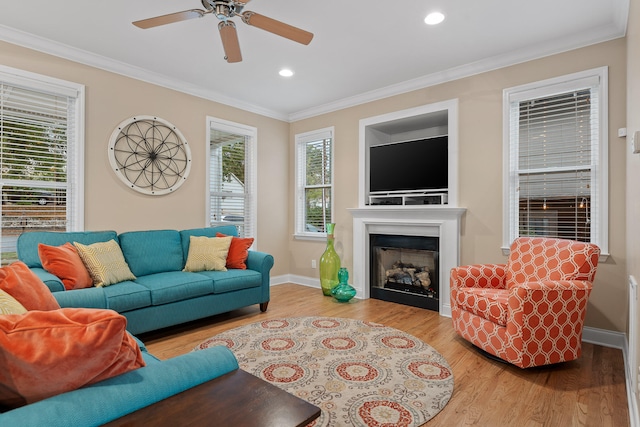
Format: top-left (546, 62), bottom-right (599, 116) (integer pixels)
top-left (450, 237), bottom-right (600, 368)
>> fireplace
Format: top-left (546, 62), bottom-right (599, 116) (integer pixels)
top-left (370, 234), bottom-right (439, 311)
top-left (349, 206), bottom-right (465, 316)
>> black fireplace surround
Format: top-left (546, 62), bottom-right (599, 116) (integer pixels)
top-left (369, 234), bottom-right (439, 311)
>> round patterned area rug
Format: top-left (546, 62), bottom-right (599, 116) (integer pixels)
top-left (194, 317), bottom-right (454, 427)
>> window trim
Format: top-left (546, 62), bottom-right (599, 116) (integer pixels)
top-left (0, 64), bottom-right (85, 232)
top-left (205, 116), bottom-right (257, 243)
top-left (294, 126), bottom-right (334, 240)
top-left (502, 67), bottom-right (609, 259)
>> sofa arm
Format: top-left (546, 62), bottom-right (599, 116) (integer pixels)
top-left (246, 250), bottom-right (275, 275)
top-left (0, 346), bottom-right (239, 427)
top-left (28, 267), bottom-right (65, 293)
top-left (53, 287), bottom-right (108, 309)
top-left (450, 263), bottom-right (507, 290)
top-left (246, 250), bottom-right (274, 304)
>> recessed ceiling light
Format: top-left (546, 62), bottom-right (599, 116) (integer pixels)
top-left (424, 12), bottom-right (445, 25)
top-left (279, 69), bottom-right (294, 77)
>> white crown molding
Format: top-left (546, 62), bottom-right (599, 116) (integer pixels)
top-left (287, 22), bottom-right (627, 122)
top-left (0, 25), bottom-right (289, 122)
top-left (0, 0), bottom-right (628, 124)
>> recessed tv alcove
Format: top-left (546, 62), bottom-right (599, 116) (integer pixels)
top-left (359, 100), bottom-right (458, 207)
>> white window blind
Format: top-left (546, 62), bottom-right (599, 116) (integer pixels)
top-left (207, 120), bottom-right (256, 239)
top-left (0, 71), bottom-right (83, 264)
top-left (504, 68), bottom-right (608, 254)
top-left (295, 127), bottom-right (333, 236)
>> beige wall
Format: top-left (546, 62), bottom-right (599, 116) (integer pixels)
top-left (0, 40), bottom-right (291, 276)
top-left (0, 35), bottom-right (631, 333)
top-left (290, 38), bottom-right (628, 332)
top-left (627, 0), bottom-right (640, 411)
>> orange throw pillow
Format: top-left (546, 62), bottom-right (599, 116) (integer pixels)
top-left (216, 233), bottom-right (254, 270)
top-left (38, 243), bottom-right (93, 290)
top-left (0, 308), bottom-right (146, 409)
top-left (0, 261), bottom-right (60, 311)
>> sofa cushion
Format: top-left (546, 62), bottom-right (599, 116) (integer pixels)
top-left (216, 233), bottom-right (254, 270)
top-left (0, 308), bottom-right (146, 409)
top-left (74, 240), bottom-right (136, 287)
top-left (0, 262), bottom-right (60, 311)
top-left (179, 226), bottom-right (239, 260)
top-left (0, 289), bottom-right (27, 315)
top-left (134, 272), bottom-right (214, 306)
top-left (102, 282), bottom-right (152, 313)
top-left (46, 283), bottom-right (147, 314)
top-left (118, 230), bottom-right (184, 277)
top-left (195, 269), bottom-right (262, 294)
top-left (17, 231), bottom-right (118, 269)
top-left (38, 243), bottom-right (93, 290)
top-left (183, 236), bottom-right (233, 272)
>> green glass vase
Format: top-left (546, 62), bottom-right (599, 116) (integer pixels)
top-left (332, 267), bottom-right (356, 302)
top-left (319, 223), bottom-right (341, 296)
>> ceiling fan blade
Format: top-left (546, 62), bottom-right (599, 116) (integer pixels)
top-left (133, 9), bottom-right (208, 29)
top-left (218, 21), bottom-right (242, 63)
top-left (241, 11), bottom-right (313, 45)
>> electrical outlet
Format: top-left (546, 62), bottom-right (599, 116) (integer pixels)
top-left (311, 260), bottom-right (317, 269)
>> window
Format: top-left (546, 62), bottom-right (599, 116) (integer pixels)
top-left (503, 67), bottom-right (608, 256)
top-left (206, 117), bottom-right (256, 239)
top-left (0, 66), bottom-right (84, 264)
top-left (295, 127), bottom-right (334, 237)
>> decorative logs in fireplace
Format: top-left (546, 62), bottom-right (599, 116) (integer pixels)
top-left (384, 261), bottom-right (435, 298)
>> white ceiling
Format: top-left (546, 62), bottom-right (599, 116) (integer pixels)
top-left (0, 0), bottom-right (629, 121)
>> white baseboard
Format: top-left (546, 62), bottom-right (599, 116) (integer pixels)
top-left (582, 326), bottom-right (626, 349)
top-left (270, 274), bottom-right (320, 289)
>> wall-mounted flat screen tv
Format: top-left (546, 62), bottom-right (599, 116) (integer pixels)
top-left (369, 136), bottom-right (448, 193)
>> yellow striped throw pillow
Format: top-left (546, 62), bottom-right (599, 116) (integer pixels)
top-left (74, 240), bottom-right (136, 287)
top-left (183, 236), bottom-right (233, 272)
top-left (0, 288), bottom-right (27, 315)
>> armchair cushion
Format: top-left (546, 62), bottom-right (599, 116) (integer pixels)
top-left (458, 288), bottom-right (509, 326)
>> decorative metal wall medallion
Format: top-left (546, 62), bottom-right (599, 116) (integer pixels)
top-left (108, 116), bottom-right (192, 195)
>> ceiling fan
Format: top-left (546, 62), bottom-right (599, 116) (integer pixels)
top-left (133, 0), bottom-right (314, 63)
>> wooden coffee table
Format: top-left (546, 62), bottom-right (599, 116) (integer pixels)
top-left (104, 369), bottom-right (321, 427)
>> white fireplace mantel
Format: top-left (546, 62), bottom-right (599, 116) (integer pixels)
top-left (349, 206), bottom-right (466, 317)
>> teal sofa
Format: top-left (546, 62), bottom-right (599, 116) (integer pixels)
top-left (16, 226), bottom-right (274, 334)
top-left (0, 340), bottom-right (239, 426)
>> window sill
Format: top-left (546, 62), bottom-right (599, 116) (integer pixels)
top-left (294, 233), bottom-right (327, 242)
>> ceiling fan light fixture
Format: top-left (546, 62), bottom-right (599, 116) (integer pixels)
top-left (215, 3), bottom-right (231, 20)
top-left (279, 69), bottom-right (294, 77)
top-left (424, 12), bottom-right (445, 25)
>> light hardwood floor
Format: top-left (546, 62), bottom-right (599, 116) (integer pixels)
top-left (141, 284), bottom-right (629, 427)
